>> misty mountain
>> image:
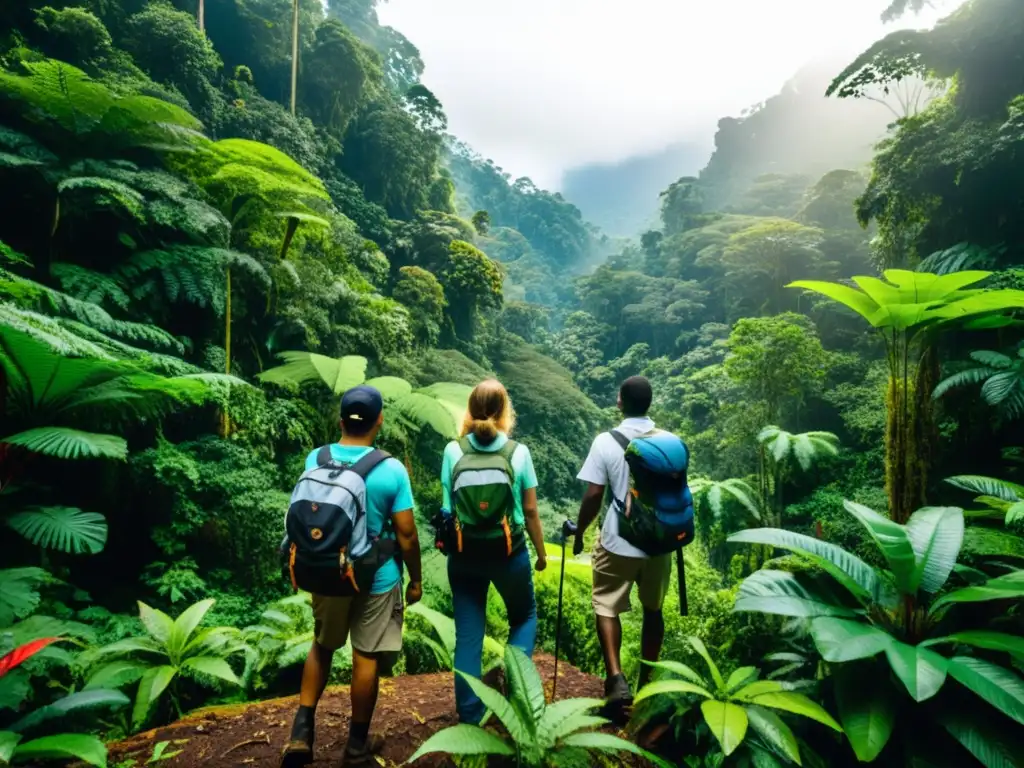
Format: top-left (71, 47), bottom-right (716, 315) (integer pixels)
top-left (560, 142), bottom-right (711, 238)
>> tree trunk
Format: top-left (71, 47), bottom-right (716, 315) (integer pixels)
top-left (290, 0), bottom-right (299, 115)
top-left (220, 267), bottom-right (232, 438)
top-left (198, 0), bottom-right (205, 31)
top-left (885, 331), bottom-right (931, 524)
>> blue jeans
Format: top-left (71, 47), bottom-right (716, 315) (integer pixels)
top-left (448, 545), bottom-right (538, 723)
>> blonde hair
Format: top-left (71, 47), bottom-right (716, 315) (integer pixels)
top-left (459, 378), bottom-right (516, 445)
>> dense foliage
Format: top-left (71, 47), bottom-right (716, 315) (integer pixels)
top-left (1, 1), bottom-right (1023, 767)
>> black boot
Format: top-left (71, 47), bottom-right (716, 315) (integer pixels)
top-left (280, 706), bottom-right (315, 768)
top-left (601, 673), bottom-right (633, 724)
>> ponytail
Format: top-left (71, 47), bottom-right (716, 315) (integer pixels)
top-left (459, 379), bottom-right (515, 444)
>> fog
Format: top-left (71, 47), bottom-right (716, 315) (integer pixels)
top-left (379, 0), bottom-right (966, 189)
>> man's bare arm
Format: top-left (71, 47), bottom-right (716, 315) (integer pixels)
top-left (574, 482), bottom-right (604, 554)
top-left (393, 509), bottom-right (422, 600)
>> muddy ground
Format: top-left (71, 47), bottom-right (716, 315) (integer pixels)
top-left (106, 654), bottom-right (653, 768)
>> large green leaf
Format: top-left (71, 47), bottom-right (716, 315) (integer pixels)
top-left (834, 665), bottom-right (896, 763)
top-left (735, 570), bottom-right (859, 619)
top-left (843, 502), bottom-right (917, 594)
top-left (393, 392), bottom-right (459, 439)
top-left (0, 731), bottom-right (21, 763)
top-left (930, 571), bottom-right (1024, 615)
top-left (10, 689), bottom-right (129, 733)
top-left (948, 656), bottom-right (1024, 725)
top-left (7, 507), bottom-right (107, 554)
top-left (689, 636), bottom-right (726, 691)
top-left (0, 672), bottom-right (31, 712)
top-left (809, 618), bottom-right (890, 662)
top-left (923, 631), bottom-right (1024, 659)
top-left (633, 679), bottom-right (714, 704)
top-left (700, 700), bottom-right (748, 756)
top-left (502, 645), bottom-right (544, 733)
top-left (786, 280), bottom-right (879, 323)
top-left (167, 598), bottom-right (215, 657)
top-left (13, 733), bottom-right (108, 768)
top-left (942, 708), bottom-right (1024, 768)
top-left (1, 427), bottom-right (127, 461)
top-left (405, 729), bottom-right (516, 765)
top-left (883, 641), bottom-right (948, 702)
top-left (137, 602), bottom-right (174, 645)
top-left (728, 528), bottom-right (882, 604)
top-left (454, 671), bottom-right (529, 743)
top-left (743, 691), bottom-right (841, 731)
top-left (726, 666), bottom-right (760, 693)
top-left (257, 352), bottom-right (367, 395)
top-left (131, 665), bottom-right (176, 730)
top-left (746, 705), bottom-right (801, 766)
top-left (643, 659), bottom-right (708, 686)
top-left (406, 724), bottom-right (514, 762)
top-left (362, 376), bottom-right (412, 400)
top-left (945, 475), bottom-right (1024, 503)
top-left (536, 698), bottom-right (606, 744)
top-left (905, 507), bottom-right (964, 594)
top-left (180, 656), bottom-right (240, 686)
top-left (559, 732), bottom-right (674, 768)
top-left (84, 661), bottom-right (148, 691)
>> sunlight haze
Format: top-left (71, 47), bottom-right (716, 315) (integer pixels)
top-left (380, 0), bottom-right (966, 188)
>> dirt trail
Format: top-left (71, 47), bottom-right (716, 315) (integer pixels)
top-left (108, 654), bottom-right (643, 768)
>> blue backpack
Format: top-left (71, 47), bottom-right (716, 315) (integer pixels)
top-left (609, 429), bottom-right (695, 556)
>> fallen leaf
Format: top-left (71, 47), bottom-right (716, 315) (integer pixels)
top-left (410, 710), bottom-right (425, 724)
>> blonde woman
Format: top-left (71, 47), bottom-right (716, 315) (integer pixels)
top-left (439, 378), bottom-right (546, 724)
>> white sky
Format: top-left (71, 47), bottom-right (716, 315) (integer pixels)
top-left (378, 0), bottom-right (964, 189)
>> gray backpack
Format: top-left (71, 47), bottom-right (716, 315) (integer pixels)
top-left (281, 446), bottom-right (396, 596)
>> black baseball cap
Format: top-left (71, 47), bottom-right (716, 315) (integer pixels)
top-left (340, 385), bottom-right (383, 429)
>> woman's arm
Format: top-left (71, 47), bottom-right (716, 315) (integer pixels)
top-left (522, 487), bottom-right (547, 571)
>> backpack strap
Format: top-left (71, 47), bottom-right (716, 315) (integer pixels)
top-left (315, 445), bottom-right (334, 466)
top-left (349, 448), bottom-right (391, 480)
top-left (497, 439), bottom-right (518, 461)
top-left (458, 436), bottom-right (474, 455)
top-left (608, 430), bottom-right (630, 452)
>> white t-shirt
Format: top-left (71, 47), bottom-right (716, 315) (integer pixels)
top-left (576, 417), bottom-right (656, 559)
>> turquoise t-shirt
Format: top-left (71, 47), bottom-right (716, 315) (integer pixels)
top-left (440, 433), bottom-right (538, 526)
top-left (303, 444), bottom-right (414, 595)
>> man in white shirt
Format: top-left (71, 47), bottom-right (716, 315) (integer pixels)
top-left (572, 376), bottom-right (672, 715)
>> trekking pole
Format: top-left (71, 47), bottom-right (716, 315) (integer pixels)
top-left (677, 548), bottom-right (688, 617)
top-left (552, 519), bottom-right (577, 701)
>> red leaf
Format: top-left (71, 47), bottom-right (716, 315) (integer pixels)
top-left (0, 637), bottom-right (62, 678)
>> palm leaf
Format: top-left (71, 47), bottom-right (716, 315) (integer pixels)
top-left (7, 507), bottom-right (107, 554)
top-left (1, 427), bottom-right (127, 461)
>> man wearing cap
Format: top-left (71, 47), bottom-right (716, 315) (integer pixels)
top-left (282, 386), bottom-right (422, 767)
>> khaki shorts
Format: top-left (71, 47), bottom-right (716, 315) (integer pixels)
top-left (311, 584), bottom-right (404, 654)
top-left (591, 542), bottom-right (672, 618)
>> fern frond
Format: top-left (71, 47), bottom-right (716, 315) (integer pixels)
top-left (969, 350), bottom-right (1013, 368)
top-left (50, 264), bottom-right (130, 311)
top-left (258, 352), bottom-right (367, 394)
top-left (57, 176), bottom-right (146, 222)
top-left (1, 427), bottom-right (128, 461)
top-left (933, 367), bottom-right (996, 399)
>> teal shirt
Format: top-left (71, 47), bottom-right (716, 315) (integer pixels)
top-left (440, 433), bottom-right (538, 526)
top-left (303, 444), bottom-right (414, 595)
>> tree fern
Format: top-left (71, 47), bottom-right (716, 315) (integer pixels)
top-left (50, 264), bottom-right (130, 311)
top-left (258, 352), bottom-right (368, 394)
top-left (758, 426), bottom-right (840, 471)
top-left (1, 427), bottom-right (128, 461)
top-left (916, 243), bottom-right (1004, 276)
top-left (690, 477), bottom-right (762, 520)
top-left (56, 176), bottom-right (146, 224)
top-left (6, 507), bottom-right (107, 555)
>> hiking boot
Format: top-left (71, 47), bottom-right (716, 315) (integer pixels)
top-left (481, 666), bottom-right (506, 695)
top-left (343, 733), bottom-right (386, 766)
top-left (601, 673), bottom-right (633, 724)
top-left (280, 710), bottom-right (314, 768)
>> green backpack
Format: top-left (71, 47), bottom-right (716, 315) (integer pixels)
top-left (451, 437), bottom-right (522, 557)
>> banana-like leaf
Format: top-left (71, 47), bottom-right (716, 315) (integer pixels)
top-left (13, 733), bottom-right (108, 768)
top-left (393, 392), bottom-right (459, 439)
top-left (746, 705), bottom-right (800, 765)
top-left (735, 569), bottom-right (859, 619)
top-left (137, 602), bottom-right (174, 645)
top-left (10, 689), bottom-right (129, 733)
top-left (930, 571), bottom-right (1024, 615)
top-left (743, 691), bottom-right (842, 731)
top-left (700, 700), bottom-right (748, 756)
top-left (905, 506), bottom-right (964, 594)
top-left (834, 666), bottom-right (896, 763)
top-left (948, 656), bottom-right (1024, 725)
top-left (883, 641), bottom-right (948, 702)
top-left (406, 724), bottom-right (514, 762)
top-left (809, 617), bottom-right (890, 663)
top-left (923, 631), bottom-right (1024, 659)
top-left (843, 501), bottom-right (917, 594)
top-left (1, 427), bottom-right (127, 461)
top-left (942, 707), bottom-right (1024, 768)
top-left (7, 507), bottom-right (107, 555)
top-left (945, 475), bottom-right (1024, 502)
top-left (728, 528), bottom-right (883, 604)
top-left (786, 280), bottom-right (879, 323)
top-left (503, 646), bottom-right (544, 733)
